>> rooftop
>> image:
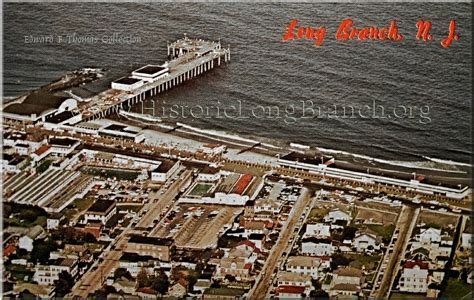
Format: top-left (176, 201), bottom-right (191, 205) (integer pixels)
top-left (87, 199), bottom-right (115, 213)
top-left (114, 77), bottom-right (142, 85)
top-left (153, 159), bottom-right (178, 173)
top-left (128, 235), bottom-right (173, 246)
top-left (133, 65), bottom-right (167, 75)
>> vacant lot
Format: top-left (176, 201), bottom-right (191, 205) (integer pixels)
top-left (418, 210), bottom-right (459, 229)
top-left (355, 207), bottom-right (397, 225)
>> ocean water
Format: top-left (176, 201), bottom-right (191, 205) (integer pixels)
top-left (3, 3), bottom-right (472, 164)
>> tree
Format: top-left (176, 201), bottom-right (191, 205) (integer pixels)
top-left (225, 274), bottom-right (236, 282)
top-left (54, 271), bottom-right (74, 297)
top-left (31, 239), bottom-right (56, 264)
top-left (330, 254), bottom-right (350, 270)
top-left (114, 268), bottom-right (133, 280)
top-left (137, 269), bottom-right (150, 288)
top-left (151, 272), bottom-right (169, 295)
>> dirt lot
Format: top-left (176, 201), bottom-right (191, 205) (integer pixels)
top-left (418, 210), bottom-right (459, 228)
top-left (355, 207), bottom-right (398, 225)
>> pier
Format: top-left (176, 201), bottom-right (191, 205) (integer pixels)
top-left (79, 35), bottom-right (230, 121)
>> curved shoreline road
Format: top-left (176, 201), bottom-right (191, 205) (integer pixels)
top-left (248, 188), bottom-right (313, 299)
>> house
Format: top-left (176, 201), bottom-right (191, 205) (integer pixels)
top-left (276, 285), bottom-right (306, 299)
top-left (254, 198), bottom-right (283, 214)
top-left (19, 225), bottom-right (45, 252)
top-left (286, 256), bottom-right (322, 279)
top-left (47, 213), bottom-right (65, 230)
top-left (301, 237), bottom-right (333, 256)
top-left (304, 223), bottom-right (331, 238)
top-left (277, 271), bottom-right (313, 295)
top-left (417, 227), bottom-right (441, 244)
top-left (33, 258), bottom-right (78, 285)
top-left (352, 231), bottom-right (380, 252)
top-left (84, 200), bottom-right (116, 225)
top-left (151, 159), bottom-right (180, 182)
top-left (168, 279), bottom-right (187, 298)
top-left (323, 209), bottom-right (351, 224)
top-left (1, 153), bottom-right (29, 173)
top-left (124, 235), bottom-right (173, 261)
top-left (215, 257), bottom-right (252, 281)
top-left (329, 267), bottom-right (364, 298)
top-left (398, 260), bottom-right (429, 293)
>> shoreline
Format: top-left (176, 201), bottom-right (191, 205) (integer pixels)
top-left (110, 114), bottom-right (472, 188)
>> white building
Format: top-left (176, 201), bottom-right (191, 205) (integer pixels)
top-left (111, 77), bottom-right (144, 91)
top-left (398, 260), bottom-right (429, 293)
top-left (353, 232), bottom-right (379, 252)
top-left (461, 232), bottom-right (472, 251)
top-left (301, 238), bottom-right (333, 256)
top-left (323, 209), bottom-right (351, 224)
top-left (33, 258), bottom-right (78, 285)
top-left (83, 200), bottom-right (116, 225)
top-left (151, 159), bottom-right (180, 183)
top-left (19, 226), bottom-right (45, 252)
top-left (417, 228), bottom-right (442, 244)
top-left (304, 223), bottom-right (331, 238)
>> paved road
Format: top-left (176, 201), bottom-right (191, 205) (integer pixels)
top-left (371, 205), bottom-right (419, 298)
top-left (137, 169), bottom-right (191, 230)
top-left (70, 228), bottom-right (130, 298)
top-left (248, 188), bottom-right (312, 299)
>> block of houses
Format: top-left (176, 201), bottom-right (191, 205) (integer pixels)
top-left (13, 283), bottom-right (55, 299)
top-left (329, 266), bottom-right (364, 298)
top-left (83, 199), bottom-right (116, 225)
top-left (124, 235), bottom-right (173, 262)
top-left (286, 256), bottom-right (322, 279)
top-left (301, 237), bottom-right (334, 256)
top-left (19, 225), bottom-right (45, 252)
top-left (323, 209), bottom-right (351, 224)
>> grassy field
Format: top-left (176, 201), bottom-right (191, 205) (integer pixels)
top-left (345, 253), bottom-right (381, 271)
top-left (366, 224), bottom-right (396, 242)
top-left (189, 183), bottom-right (213, 197)
top-left (439, 278), bottom-right (472, 299)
